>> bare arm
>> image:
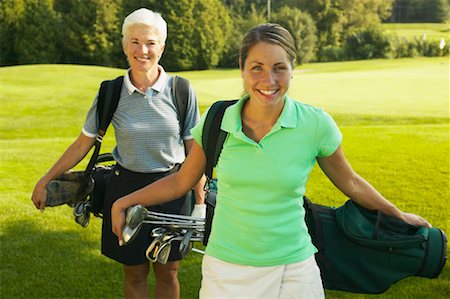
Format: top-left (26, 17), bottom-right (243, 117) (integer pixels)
top-left (184, 138), bottom-right (206, 205)
top-left (31, 133), bottom-right (95, 211)
top-left (111, 140), bottom-right (207, 242)
top-left (317, 145), bottom-right (431, 228)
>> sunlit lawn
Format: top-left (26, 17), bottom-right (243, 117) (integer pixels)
top-left (381, 23), bottom-right (450, 41)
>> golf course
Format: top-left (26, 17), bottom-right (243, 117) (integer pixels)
top-left (0, 56), bottom-right (448, 298)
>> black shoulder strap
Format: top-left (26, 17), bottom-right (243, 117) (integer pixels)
top-left (97, 76), bottom-right (124, 136)
top-left (172, 75), bottom-right (190, 137)
top-left (202, 100), bottom-right (238, 179)
top-left (84, 76), bottom-right (123, 175)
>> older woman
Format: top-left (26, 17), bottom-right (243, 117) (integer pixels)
top-left (110, 23), bottom-right (431, 298)
top-left (31, 8), bottom-right (205, 299)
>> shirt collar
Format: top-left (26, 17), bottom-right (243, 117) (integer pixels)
top-left (124, 65), bottom-right (168, 95)
top-left (221, 95), bottom-right (298, 134)
top-left (277, 95), bottom-right (297, 128)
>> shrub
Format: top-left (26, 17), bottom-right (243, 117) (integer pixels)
top-left (389, 34), bottom-right (450, 58)
top-left (414, 37), bottom-right (447, 57)
top-left (389, 36), bottom-right (419, 58)
top-left (319, 46), bottom-right (347, 62)
top-left (344, 26), bottom-right (391, 60)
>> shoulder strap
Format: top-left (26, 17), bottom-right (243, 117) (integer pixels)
top-left (97, 76), bottom-right (124, 136)
top-left (84, 76), bottom-right (123, 175)
top-left (202, 100), bottom-right (238, 179)
top-left (172, 75), bottom-right (190, 137)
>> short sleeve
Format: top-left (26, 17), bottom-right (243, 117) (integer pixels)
top-left (82, 95), bottom-right (99, 137)
top-left (316, 110), bottom-right (342, 157)
top-left (190, 106), bottom-right (212, 148)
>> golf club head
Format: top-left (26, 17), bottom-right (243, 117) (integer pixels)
top-left (179, 229), bottom-right (194, 258)
top-left (73, 201), bottom-right (90, 227)
top-left (121, 205), bottom-right (147, 244)
top-left (151, 227), bottom-right (168, 237)
top-left (126, 205), bottom-right (147, 229)
top-left (146, 237), bottom-right (163, 262)
top-left (122, 222), bottom-right (143, 245)
top-left (156, 242), bottom-right (172, 264)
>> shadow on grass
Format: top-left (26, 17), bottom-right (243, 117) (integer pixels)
top-left (1, 218), bottom-right (203, 299)
top-left (0, 209), bottom-right (446, 299)
top-left (1, 220), bottom-right (123, 299)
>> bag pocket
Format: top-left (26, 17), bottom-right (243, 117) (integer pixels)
top-left (88, 153), bottom-right (115, 216)
top-left (89, 165), bottom-right (113, 216)
top-left (203, 179), bottom-right (218, 246)
top-left (335, 200), bottom-right (427, 249)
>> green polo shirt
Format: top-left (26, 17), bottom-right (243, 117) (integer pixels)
top-left (191, 95), bottom-right (342, 266)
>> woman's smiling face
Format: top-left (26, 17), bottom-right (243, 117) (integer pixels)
top-left (241, 41), bottom-right (293, 107)
top-left (122, 25), bottom-right (164, 73)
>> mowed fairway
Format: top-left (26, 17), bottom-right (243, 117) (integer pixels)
top-left (0, 57), bottom-right (448, 298)
top-left (381, 23), bottom-right (450, 41)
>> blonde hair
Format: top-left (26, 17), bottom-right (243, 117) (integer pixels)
top-left (122, 8), bottom-right (167, 45)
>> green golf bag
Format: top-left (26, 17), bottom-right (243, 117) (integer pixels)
top-left (304, 197), bottom-right (447, 293)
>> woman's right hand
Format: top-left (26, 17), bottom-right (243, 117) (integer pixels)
top-left (31, 178), bottom-right (49, 211)
top-left (111, 199), bottom-right (127, 246)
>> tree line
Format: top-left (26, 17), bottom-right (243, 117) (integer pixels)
top-left (388, 0), bottom-right (450, 23)
top-left (1, 0), bottom-right (449, 70)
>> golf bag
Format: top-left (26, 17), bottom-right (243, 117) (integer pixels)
top-left (304, 197), bottom-right (447, 293)
top-left (201, 100), bottom-right (447, 293)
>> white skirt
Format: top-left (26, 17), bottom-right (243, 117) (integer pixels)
top-left (200, 255), bottom-right (324, 299)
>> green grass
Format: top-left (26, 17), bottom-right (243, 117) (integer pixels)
top-left (1, 57), bottom-right (449, 298)
top-left (381, 23), bottom-right (450, 41)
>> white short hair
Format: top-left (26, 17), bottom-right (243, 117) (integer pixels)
top-left (122, 8), bottom-right (167, 45)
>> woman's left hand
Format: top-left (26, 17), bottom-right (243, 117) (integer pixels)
top-left (111, 200), bottom-right (127, 246)
top-left (401, 212), bottom-right (432, 228)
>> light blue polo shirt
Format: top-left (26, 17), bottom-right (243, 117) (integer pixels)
top-left (83, 66), bottom-right (199, 173)
top-left (191, 95), bottom-right (342, 267)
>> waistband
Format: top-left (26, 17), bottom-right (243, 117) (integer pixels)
top-left (114, 163), bottom-right (181, 176)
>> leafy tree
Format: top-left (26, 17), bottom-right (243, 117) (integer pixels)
top-left (417, 0), bottom-right (449, 22)
top-left (53, 0), bottom-right (96, 64)
top-left (389, 0), bottom-right (450, 22)
top-left (218, 4), bottom-right (267, 67)
top-left (295, 0), bottom-right (394, 60)
top-left (54, 0), bottom-right (121, 66)
top-left (0, 0), bottom-right (26, 65)
top-left (433, 0), bottom-right (449, 21)
top-left (146, 0), bottom-right (198, 70)
top-left (272, 6), bottom-right (317, 64)
top-left (222, 0), bottom-right (268, 16)
top-left (83, 0), bottom-right (122, 67)
top-left (14, 0), bottom-right (61, 64)
top-left (192, 0), bottom-right (233, 69)
top-left (126, 0), bottom-right (232, 71)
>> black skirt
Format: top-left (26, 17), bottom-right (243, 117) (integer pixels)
top-left (101, 163), bottom-right (191, 266)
